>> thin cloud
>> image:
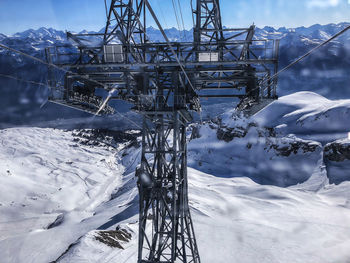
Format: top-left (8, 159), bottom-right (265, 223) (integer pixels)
top-left (307, 0), bottom-right (341, 8)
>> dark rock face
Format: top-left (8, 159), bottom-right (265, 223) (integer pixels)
top-left (47, 213), bottom-right (64, 229)
top-left (215, 121), bottom-right (278, 143)
top-left (271, 141), bottom-right (319, 157)
top-left (217, 126), bottom-right (247, 142)
top-left (216, 122), bottom-right (260, 142)
top-left (71, 129), bottom-right (141, 148)
top-left (324, 141), bottom-right (350, 162)
top-left (189, 124), bottom-right (201, 140)
top-left (95, 227), bottom-right (132, 249)
top-left (324, 140), bottom-right (350, 184)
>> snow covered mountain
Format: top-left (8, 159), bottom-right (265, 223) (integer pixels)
top-left (189, 91), bottom-right (350, 187)
top-left (0, 33), bottom-right (6, 41)
top-left (1, 23), bottom-right (350, 127)
top-left (1, 91), bottom-right (350, 262)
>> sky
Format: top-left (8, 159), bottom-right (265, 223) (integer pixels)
top-left (1, 0), bottom-right (350, 35)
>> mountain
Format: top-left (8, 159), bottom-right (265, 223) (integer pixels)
top-left (253, 91), bottom-right (350, 137)
top-left (189, 91), bottom-right (350, 187)
top-left (2, 23), bottom-right (350, 127)
top-left (254, 23), bottom-right (350, 99)
top-left (0, 33), bottom-right (6, 41)
top-left (12, 27), bottom-right (67, 42)
top-left (1, 91), bottom-right (350, 262)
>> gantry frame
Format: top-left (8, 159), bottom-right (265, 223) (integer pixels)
top-left (46, 1), bottom-right (280, 262)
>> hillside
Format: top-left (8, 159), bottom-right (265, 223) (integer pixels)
top-left (1, 92), bottom-right (350, 262)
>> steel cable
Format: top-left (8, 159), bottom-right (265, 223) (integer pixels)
top-left (0, 45), bottom-right (142, 129)
top-left (177, 0), bottom-right (187, 40)
top-left (172, 0), bottom-right (183, 41)
top-left (259, 25), bottom-right (350, 90)
top-left (0, 73), bottom-right (48, 87)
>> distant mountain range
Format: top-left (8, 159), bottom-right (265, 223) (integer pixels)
top-left (2, 23), bottom-right (350, 67)
top-left (1, 23), bottom-right (350, 127)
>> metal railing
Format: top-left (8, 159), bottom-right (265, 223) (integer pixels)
top-left (46, 39), bottom-right (279, 67)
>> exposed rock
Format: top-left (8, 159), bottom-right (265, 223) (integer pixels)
top-left (324, 140), bottom-right (350, 162)
top-left (189, 124), bottom-right (201, 140)
top-left (95, 227), bottom-right (132, 249)
top-left (217, 126), bottom-right (246, 142)
top-left (216, 123), bottom-right (258, 142)
top-left (324, 140), bottom-right (350, 184)
top-left (47, 213), bottom-right (64, 229)
top-left (72, 129), bottom-right (141, 148)
top-left (271, 140), bottom-right (319, 157)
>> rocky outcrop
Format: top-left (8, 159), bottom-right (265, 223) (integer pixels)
top-left (324, 139), bottom-right (350, 184)
top-left (95, 227), bottom-right (132, 250)
top-left (271, 140), bottom-right (319, 157)
top-left (324, 140), bottom-right (350, 162)
top-left (188, 122), bottom-right (323, 187)
top-left (217, 125), bottom-right (249, 142)
top-left (72, 129), bottom-right (141, 148)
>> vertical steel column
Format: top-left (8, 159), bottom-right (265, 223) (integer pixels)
top-left (46, 1), bottom-right (280, 262)
top-left (194, 0), bottom-right (224, 58)
top-left (273, 39), bottom-right (280, 98)
top-left (137, 109), bottom-right (200, 263)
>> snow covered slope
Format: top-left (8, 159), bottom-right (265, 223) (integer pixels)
top-left (1, 91), bottom-right (350, 262)
top-left (188, 122), bottom-right (323, 187)
top-left (253, 92), bottom-right (350, 138)
top-left (0, 128), bottom-right (140, 262)
top-left (54, 169), bottom-right (350, 263)
top-left (188, 91), bottom-right (350, 186)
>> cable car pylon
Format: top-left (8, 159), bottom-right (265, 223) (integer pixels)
top-left (45, 0), bottom-right (280, 261)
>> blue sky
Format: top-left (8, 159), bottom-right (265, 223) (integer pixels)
top-left (1, 0), bottom-right (350, 35)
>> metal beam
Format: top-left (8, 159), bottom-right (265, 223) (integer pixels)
top-left (45, 1), bottom-right (281, 262)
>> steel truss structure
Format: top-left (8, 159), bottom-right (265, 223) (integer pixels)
top-left (138, 109), bottom-right (200, 262)
top-left (46, 0), bottom-right (280, 262)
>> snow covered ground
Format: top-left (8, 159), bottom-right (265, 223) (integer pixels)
top-left (0, 128), bottom-right (138, 262)
top-left (253, 91), bottom-right (350, 142)
top-left (1, 92), bottom-right (350, 262)
top-left (57, 169), bottom-right (350, 263)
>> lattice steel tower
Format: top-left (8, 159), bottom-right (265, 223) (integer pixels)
top-left (46, 0), bottom-right (280, 262)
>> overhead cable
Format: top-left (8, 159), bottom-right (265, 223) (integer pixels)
top-left (0, 73), bottom-right (48, 87)
top-left (260, 25), bottom-right (350, 87)
top-left (172, 0), bottom-right (183, 40)
top-left (145, 0), bottom-right (197, 94)
top-left (177, 0), bottom-right (187, 40)
top-left (0, 43), bottom-right (106, 88)
top-left (0, 45), bottom-right (142, 129)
